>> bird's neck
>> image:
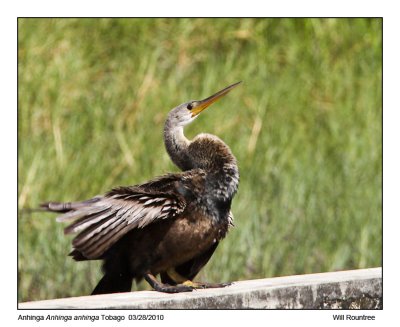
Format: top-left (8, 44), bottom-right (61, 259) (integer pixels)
top-left (164, 122), bottom-right (239, 200)
top-left (164, 123), bottom-right (239, 223)
top-left (163, 124), bottom-right (192, 171)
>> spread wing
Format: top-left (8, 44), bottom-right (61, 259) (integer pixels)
top-left (43, 173), bottom-right (201, 260)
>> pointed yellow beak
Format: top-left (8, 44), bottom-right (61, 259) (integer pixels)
top-left (191, 81), bottom-right (242, 117)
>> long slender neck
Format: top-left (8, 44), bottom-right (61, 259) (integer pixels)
top-left (164, 116), bottom-right (239, 223)
top-left (163, 121), bottom-right (192, 171)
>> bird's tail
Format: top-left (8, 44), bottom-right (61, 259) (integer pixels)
top-left (40, 197), bottom-right (102, 214)
top-left (40, 201), bottom-right (75, 213)
top-left (91, 273), bottom-right (133, 295)
top-left (19, 202), bottom-right (81, 215)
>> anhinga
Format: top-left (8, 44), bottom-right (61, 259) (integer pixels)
top-left (41, 81), bottom-right (241, 294)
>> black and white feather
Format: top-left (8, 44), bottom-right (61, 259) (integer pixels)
top-left (43, 174), bottom-right (188, 260)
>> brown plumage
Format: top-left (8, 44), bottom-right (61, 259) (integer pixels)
top-left (41, 82), bottom-right (241, 294)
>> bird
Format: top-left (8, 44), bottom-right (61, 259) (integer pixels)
top-left (41, 81), bottom-right (241, 294)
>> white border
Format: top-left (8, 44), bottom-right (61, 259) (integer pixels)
top-left (2, 1), bottom-right (397, 325)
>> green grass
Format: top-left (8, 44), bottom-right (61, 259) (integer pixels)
top-left (18, 18), bottom-right (382, 302)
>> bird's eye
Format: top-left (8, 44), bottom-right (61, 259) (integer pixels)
top-left (187, 103), bottom-right (193, 110)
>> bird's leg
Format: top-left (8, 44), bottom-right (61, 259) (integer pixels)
top-left (165, 268), bottom-right (232, 290)
top-left (182, 280), bottom-right (232, 289)
top-left (144, 273), bottom-right (193, 293)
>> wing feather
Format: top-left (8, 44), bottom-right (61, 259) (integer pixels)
top-left (54, 175), bottom-right (191, 260)
top-left (83, 220), bottom-right (129, 258)
top-left (64, 207), bottom-right (113, 234)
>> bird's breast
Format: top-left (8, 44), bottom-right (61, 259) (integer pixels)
top-left (138, 209), bottom-right (229, 275)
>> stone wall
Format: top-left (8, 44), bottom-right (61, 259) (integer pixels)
top-left (19, 267), bottom-right (382, 309)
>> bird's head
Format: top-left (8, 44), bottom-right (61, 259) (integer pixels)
top-left (167, 81), bottom-right (242, 128)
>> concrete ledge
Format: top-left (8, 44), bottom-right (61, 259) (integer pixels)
top-left (19, 267), bottom-right (382, 309)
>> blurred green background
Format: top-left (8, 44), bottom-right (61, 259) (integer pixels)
top-left (18, 18), bottom-right (382, 302)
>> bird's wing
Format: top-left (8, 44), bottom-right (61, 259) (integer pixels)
top-left (51, 173), bottom-right (197, 260)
